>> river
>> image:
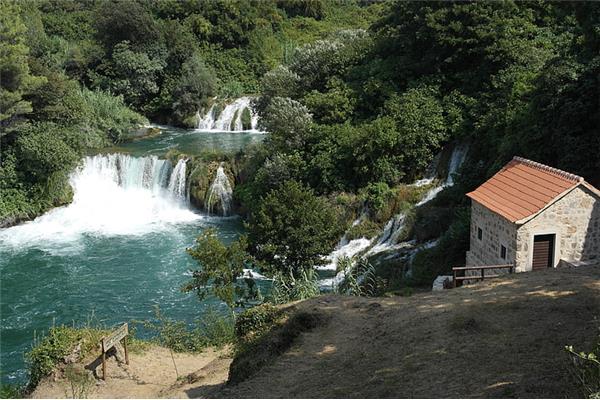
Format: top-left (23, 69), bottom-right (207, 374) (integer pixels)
top-left (0, 127), bottom-right (264, 384)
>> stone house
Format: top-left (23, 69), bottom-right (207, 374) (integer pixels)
top-left (465, 156), bottom-right (600, 272)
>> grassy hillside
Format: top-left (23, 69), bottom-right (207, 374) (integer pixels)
top-left (218, 266), bottom-right (599, 398)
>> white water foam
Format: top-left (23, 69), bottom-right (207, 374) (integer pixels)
top-left (0, 154), bottom-right (200, 251)
top-left (206, 164), bottom-right (233, 216)
top-left (317, 238), bottom-right (372, 272)
top-left (197, 97), bottom-right (261, 132)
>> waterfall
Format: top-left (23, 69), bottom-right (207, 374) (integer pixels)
top-left (196, 97), bottom-right (260, 132)
top-left (168, 158), bottom-right (188, 199)
top-left (319, 143), bottom-right (469, 288)
top-left (445, 143), bottom-right (468, 186)
top-left (197, 107), bottom-right (216, 130)
top-left (206, 164), bottom-right (233, 216)
top-left (0, 154), bottom-right (199, 248)
top-left (415, 144), bottom-right (469, 206)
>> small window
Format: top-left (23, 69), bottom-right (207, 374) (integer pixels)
top-left (500, 245), bottom-right (507, 260)
top-left (477, 227), bottom-right (483, 240)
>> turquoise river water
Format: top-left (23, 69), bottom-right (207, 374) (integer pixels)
top-left (0, 127), bottom-right (265, 384)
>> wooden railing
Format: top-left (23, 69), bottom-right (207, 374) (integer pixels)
top-left (452, 264), bottom-right (514, 288)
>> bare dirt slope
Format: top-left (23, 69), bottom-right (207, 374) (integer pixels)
top-left (216, 265), bottom-right (599, 398)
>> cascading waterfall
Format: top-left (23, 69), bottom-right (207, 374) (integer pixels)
top-left (381, 144), bottom-right (469, 249)
top-left (416, 143), bottom-right (469, 206)
top-left (197, 97), bottom-right (260, 132)
top-left (319, 144), bottom-right (469, 288)
top-left (445, 143), bottom-right (468, 186)
top-left (0, 154), bottom-right (199, 248)
top-left (206, 164), bottom-right (233, 216)
top-left (168, 158), bottom-right (188, 198)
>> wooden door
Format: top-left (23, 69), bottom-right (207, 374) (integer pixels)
top-left (532, 234), bottom-right (555, 270)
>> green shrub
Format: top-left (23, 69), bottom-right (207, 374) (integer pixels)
top-left (219, 80), bottom-right (244, 98)
top-left (345, 219), bottom-right (381, 241)
top-left (78, 88), bottom-right (147, 143)
top-left (26, 325), bottom-right (108, 388)
top-left (360, 182), bottom-right (392, 215)
top-left (335, 257), bottom-right (378, 296)
top-left (235, 304), bottom-right (281, 341)
top-left (197, 307), bottom-right (236, 348)
top-left (248, 180), bottom-right (343, 274)
top-left (184, 229), bottom-right (256, 309)
top-left (142, 306), bottom-right (235, 353)
top-left (0, 383), bottom-right (25, 399)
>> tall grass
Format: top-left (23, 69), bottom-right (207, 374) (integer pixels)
top-left (335, 257), bottom-right (378, 297)
top-left (269, 268), bottom-right (320, 304)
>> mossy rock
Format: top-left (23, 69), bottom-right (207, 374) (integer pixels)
top-left (230, 109), bottom-right (240, 131)
top-left (188, 160), bottom-right (235, 212)
top-left (241, 107), bottom-right (252, 130)
top-left (187, 160), bottom-right (211, 210)
top-left (165, 149), bottom-right (186, 165)
top-left (182, 114), bottom-right (198, 129)
top-left (124, 126), bottom-right (161, 142)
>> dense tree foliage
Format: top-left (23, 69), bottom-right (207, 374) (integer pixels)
top-left (247, 180), bottom-right (343, 275)
top-left (0, 1), bottom-right (147, 225)
top-left (184, 228), bottom-right (258, 308)
top-left (0, 0), bottom-right (379, 227)
top-left (241, 0), bottom-right (600, 287)
top-left (20, 0), bottom-right (381, 128)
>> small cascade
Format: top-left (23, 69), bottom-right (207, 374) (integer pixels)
top-left (197, 107), bottom-right (216, 130)
top-left (168, 159), bottom-right (188, 199)
top-left (316, 237), bottom-right (372, 272)
top-left (319, 143), bottom-right (469, 288)
top-left (196, 97), bottom-right (260, 132)
top-left (416, 143), bottom-right (469, 206)
top-left (206, 164), bottom-right (233, 216)
top-left (367, 214), bottom-right (407, 255)
top-left (445, 143), bottom-right (468, 186)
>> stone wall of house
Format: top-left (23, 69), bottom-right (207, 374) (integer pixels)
top-left (516, 186), bottom-right (600, 271)
top-left (466, 200), bottom-right (518, 269)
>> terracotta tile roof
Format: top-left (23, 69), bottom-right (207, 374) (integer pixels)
top-left (466, 156), bottom-right (589, 223)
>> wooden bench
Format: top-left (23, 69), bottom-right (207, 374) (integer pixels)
top-left (452, 264), bottom-right (514, 288)
top-left (100, 323), bottom-right (129, 380)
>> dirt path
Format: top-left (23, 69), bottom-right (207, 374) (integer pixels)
top-left (31, 345), bottom-right (232, 399)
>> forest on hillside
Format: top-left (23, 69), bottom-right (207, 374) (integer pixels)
top-left (2, 0), bottom-right (599, 292)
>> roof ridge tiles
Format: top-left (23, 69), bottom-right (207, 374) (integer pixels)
top-left (512, 156), bottom-right (583, 183)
